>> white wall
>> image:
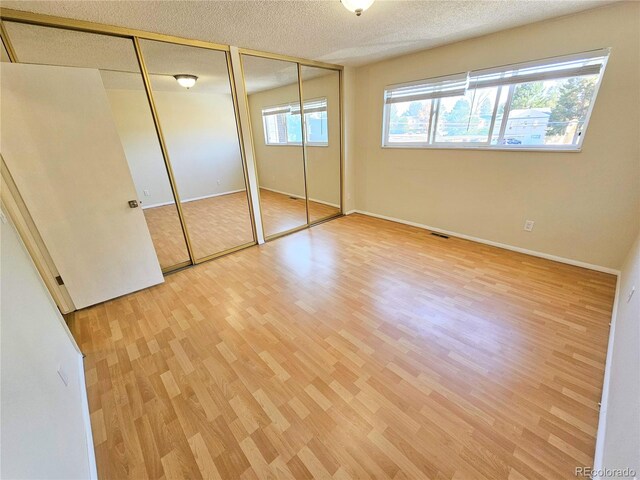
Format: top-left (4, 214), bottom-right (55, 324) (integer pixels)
top-left (597, 231), bottom-right (640, 477)
top-left (106, 89), bottom-right (246, 208)
top-left (353, 2), bottom-right (640, 271)
top-left (248, 74), bottom-right (341, 206)
top-left (1, 210), bottom-right (95, 479)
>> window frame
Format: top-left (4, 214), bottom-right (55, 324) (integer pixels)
top-left (262, 97), bottom-right (329, 147)
top-left (381, 49), bottom-right (610, 152)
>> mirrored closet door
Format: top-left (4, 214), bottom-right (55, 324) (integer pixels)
top-left (2, 23), bottom-right (170, 306)
top-left (139, 40), bottom-right (255, 262)
top-left (241, 54), bottom-right (308, 238)
top-left (3, 22), bottom-right (191, 273)
top-left (300, 66), bottom-right (341, 223)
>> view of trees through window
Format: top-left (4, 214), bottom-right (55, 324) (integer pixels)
top-left (262, 98), bottom-right (328, 146)
top-left (384, 51), bottom-right (606, 149)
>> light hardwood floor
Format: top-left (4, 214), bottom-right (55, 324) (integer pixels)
top-left (68, 214), bottom-right (616, 479)
top-left (143, 189), bottom-right (339, 269)
top-left (259, 189), bottom-right (339, 238)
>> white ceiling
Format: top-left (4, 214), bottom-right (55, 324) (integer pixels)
top-left (1, 0), bottom-right (616, 67)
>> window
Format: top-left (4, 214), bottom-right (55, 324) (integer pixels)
top-left (262, 98), bottom-right (328, 146)
top-left (382, 49), bottom-right (609, 151)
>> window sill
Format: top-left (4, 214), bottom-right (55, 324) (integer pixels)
top-left (381, 144), bottom-right (583, 153)
top-left (265, 144), bottom-right (329, 148)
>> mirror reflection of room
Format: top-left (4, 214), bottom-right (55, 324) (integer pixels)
top-left (300, 66), bottom-right (342, 223)
top-left (1, 38), bottom-right (10, 62)
top-left (4, 22), bottom-right (192, 271)
top-left (138, 40), bottom-right (255, 261)
top-left (242, 55), bottom-right (308, 238)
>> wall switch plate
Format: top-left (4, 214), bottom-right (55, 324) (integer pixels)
top-left (57, 365), bottom-right (69, 386)
top-left (524, 220), bottom-right (535, 232)
top-left (143, 189), bottom-right (150, 196)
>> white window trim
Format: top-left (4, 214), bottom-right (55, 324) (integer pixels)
top-left (262, 97), bottom-right (329, 147)
top-left (381, 48), bottom-right (610, 152)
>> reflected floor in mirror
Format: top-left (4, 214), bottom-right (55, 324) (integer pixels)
top-left (260, 189), bottom-right (340, 238)
top-left (143, 192), bottom-right (254, 265)
top-left (143, 189), bottom-right (341, 268)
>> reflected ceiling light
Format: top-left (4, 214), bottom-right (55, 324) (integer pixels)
top-left (341, 0), bottom-right (374, 16)
top-left (174, 74), bottom-right (198, 89)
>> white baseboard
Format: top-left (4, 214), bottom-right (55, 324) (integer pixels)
top-left (78, 354), bottom-right (97, 480)
top-left (592, 274), bottom-right (622, 477)
top-left (260, 187), bottom-right (340, 209)
top-left (350, 207), bottom-right (620, 473)
top-left (350, 209), bottom-right (620, 275)
top-left (142, 200), bottom-right (175, 209)
top-left (142, 189), bottom-right (245, 210)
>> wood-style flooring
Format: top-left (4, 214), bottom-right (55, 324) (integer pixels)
top-left (259, 189), bottom-right (339, 238)
top-left (143, 189), bottom-right (339, 269)
top-left (68, 214), bottom-right (616, 479)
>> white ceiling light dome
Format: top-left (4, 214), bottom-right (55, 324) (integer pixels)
top-left (341, 0), bottom-right (375, 16)
top-left (173, 74), bottom-right (198, 89)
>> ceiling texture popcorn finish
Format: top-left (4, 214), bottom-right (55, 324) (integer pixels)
top-left (1, 0), bottom-right (616, 66)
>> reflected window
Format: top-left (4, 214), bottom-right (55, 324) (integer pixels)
top-left (242, 54), bottom-right (307, 237)
top-left (262, 98), bottom-right (328, 146)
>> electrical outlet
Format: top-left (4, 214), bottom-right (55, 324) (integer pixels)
top-left (524, 220), bottom-right (535, 232)
top-left (217, 179), bottom-right (221, 185)
top-left (143, 189), bottom-right (150, 196)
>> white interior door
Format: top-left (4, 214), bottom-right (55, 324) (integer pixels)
top-left (1, 63), bottom-right (164, 309)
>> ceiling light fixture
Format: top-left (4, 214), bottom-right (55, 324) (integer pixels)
top-left (341, 0), bottom-right (374, 16)
top-left (174, 74), bottom-right (198, 89)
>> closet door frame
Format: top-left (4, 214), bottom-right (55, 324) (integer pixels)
top-left (238, 49), bottom-right (344, 243)
top-left (134, 39), bottom-right (259, 266)
top-left (0, 7), bottom-right (344, 311)
top-left (0, 9), bottom-right (261, 276)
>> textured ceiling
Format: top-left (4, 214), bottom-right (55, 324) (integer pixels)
top-left (4, 20), bottom-right (330, 94)
top-left (1, 0), bottom-right (617, 67)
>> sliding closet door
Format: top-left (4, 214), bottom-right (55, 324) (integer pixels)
top-left (4, 22), bottom-right (191, 273)
top-left (300, 66), bottom-right (342, 222)
top-left (138, 40), bottom-right (255, 261)
top-left (241, 55), bottom-right (308, 238)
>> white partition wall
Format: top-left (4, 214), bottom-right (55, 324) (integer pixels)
top-left (1, 209), bottom-right (96, 479)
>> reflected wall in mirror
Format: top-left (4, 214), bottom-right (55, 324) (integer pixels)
top-left (1, 37), bottom-right (10, 62)
top-left (139, 40), bottom-right (254, 260)
top-left (4, 22), bottom-right (191, 270)
top-left (300, 66), bottom-right (341, 222)
top-left (242, 55), bottom-right (308, 238)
